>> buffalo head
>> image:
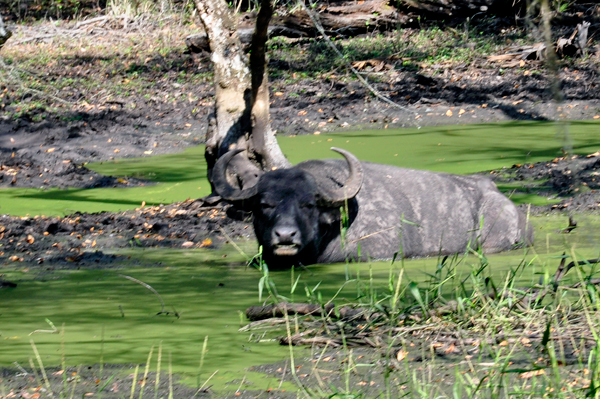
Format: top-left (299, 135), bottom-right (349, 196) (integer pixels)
top-left (212, 148), bottom-right (364, 267)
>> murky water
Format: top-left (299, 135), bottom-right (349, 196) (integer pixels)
top-left (1, 213), bottom-right (599, 393)
top-left (1, 121), bottom-right (600, 394)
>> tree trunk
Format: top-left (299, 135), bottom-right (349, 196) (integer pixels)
top-left (194, 0), bottom-right (289, 192)
top-left (0, 14), bottom-right (11, 50)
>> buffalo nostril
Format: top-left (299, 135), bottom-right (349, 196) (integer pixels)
top-left (274, 227), bottom-right (298, 242)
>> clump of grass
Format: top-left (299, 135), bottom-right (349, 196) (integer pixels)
top-left (0, 340), bottom-right (180, 399)
top-left (243, 245), bottom-right (600, 398)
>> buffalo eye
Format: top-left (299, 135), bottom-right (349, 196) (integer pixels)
top-left (301, 202), bottom-right (316, 210)
top-left (260, 201), bottom-right (276, 212)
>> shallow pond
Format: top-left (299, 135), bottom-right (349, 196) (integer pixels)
top-left (1, 121), bottom-right (600, 395)
top-left (1, 213), bottom-right (600, 394)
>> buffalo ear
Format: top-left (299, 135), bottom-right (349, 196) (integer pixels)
top-left (318, 206), bottom-right (339, 226)
top-left (226, 204), bottom-right (253, 221)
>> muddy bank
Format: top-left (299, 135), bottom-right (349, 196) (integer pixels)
top-left (487, 151), bottom-right (600, 215)
top-left (0, 198), bottom-right (251, 267)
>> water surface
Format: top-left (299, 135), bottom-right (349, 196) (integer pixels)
top-left (1, 121), bottom-right (599, 216)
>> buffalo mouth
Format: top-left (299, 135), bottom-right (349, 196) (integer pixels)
top-left (273, 244), bottom-right (300, 256)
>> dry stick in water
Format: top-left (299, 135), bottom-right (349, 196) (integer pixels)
top-left (119, 274), bottom-right (179, 317)
top-left (509, 255), bottom-right (600, 307)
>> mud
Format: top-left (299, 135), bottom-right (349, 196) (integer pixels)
top-left (487, 151), bottom-right (600, 215)
top-left (0, 198), bottom-right (252, 267)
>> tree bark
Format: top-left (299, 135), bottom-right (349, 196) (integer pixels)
top-left (0, 14), bottom-right (11, 50)
top-left (194, 0), bottom-right (289, 192)
top-left (249, 0), bottom-right (289, 172)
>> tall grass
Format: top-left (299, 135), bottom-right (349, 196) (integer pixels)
top-left (0, 343), bottom-right (179, 399)
top-left (243, 244), bottom-right (600, 398)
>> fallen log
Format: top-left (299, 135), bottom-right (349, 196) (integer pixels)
top-left (282, 0), bottom-right (397, 36)
top-left (245, 302), bottom-right (377, 321)
top-left (246, 302), bottom-right (335, 321)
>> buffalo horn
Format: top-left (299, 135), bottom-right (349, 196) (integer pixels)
top-left (212, 149), bottom-right (259, 201)
top-left (318, 147), bottom-right (364, 205)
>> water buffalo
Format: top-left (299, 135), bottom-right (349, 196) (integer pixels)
top-left (213, 148), bottom-right (533, 268)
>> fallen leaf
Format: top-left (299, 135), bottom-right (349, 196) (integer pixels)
top-left (46, 148), bottom-right (55, 153)
top-left (199, 238), bottom-right (212, 247)
top-left (519, 369), bottom-right (545, 378)
top-left (181, 241), bottom-right (195, 248)
top-left (114, 149), bottom-right (120, 153)
top-left (26, 234), bottom-right (35, 244)
top-left (458, 109), bottom-right (466, 115)
top-left (445, 343), bottom-right (457, 353)
top-left (446, 110), bottom-right (453, 116)
top-left (274, 91), bottom-right (283, 96)
top-left (396, 349), bottom-right (408, 361)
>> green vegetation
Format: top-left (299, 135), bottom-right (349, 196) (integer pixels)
top-left (241, 214), bottom-right (600, 398)
top-left (268, 24), bottom-right (527, 81)
top-left (1, 2), bottom-right (600, 396)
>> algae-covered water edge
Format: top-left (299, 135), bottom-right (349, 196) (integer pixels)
top-left (1, 121), bottom-right (599, 216)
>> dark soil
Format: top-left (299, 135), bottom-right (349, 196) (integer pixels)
top-left (0, 198), bottom-right (253, 267)
top-left (0, 364), bottom-right (205, 399)
top-left (487, 151), bottom-right (600, 215)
